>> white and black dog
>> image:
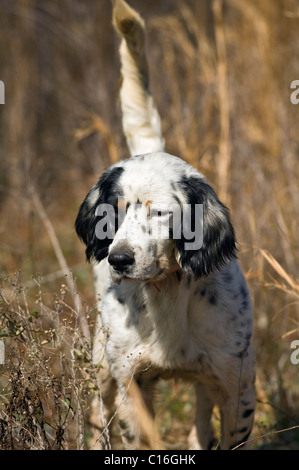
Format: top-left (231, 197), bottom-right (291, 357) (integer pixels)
top-left (75, 0), bottom-right (255, 450)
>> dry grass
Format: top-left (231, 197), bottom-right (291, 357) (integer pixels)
top-left (0, 0), bottom-right (299, 449)
top-left (0, 272), bottom-right (98, 449)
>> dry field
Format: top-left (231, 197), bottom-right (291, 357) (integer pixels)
top-left (0, 0), bottom-right (299, 449)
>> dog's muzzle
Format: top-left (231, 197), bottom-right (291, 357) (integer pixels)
top-left (108, 248), bottom-right (135, 274)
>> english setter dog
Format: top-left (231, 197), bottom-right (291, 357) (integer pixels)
top-left (75, 0), bottom-right (255, 450)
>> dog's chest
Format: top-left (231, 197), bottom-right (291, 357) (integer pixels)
top-left (102, 279), bottom-right (226, 374)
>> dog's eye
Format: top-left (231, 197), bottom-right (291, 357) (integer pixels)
top-left (149, 209), bottom-right (169, 218)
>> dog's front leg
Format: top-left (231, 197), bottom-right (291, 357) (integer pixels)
top-left (115, 381), bottom-right (141, 450)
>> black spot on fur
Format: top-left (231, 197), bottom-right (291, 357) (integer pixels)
top-left (229, 430), bottom-right (252, 450)
top-left (230, 426), bottom-right (249, 437)
top-left (208, 438), bottom-right (217, 450)
top-left (132, 291), bottom-right (146, 312)
top-left (106, 285), bottom-right (125, 305)
top-left (195, 286), bottom-right (206, 298)
top-left (222, 271), bottom-right (233, 283)
top-left (241, 400), bottom-right (251, 407)
top-left (238, 426), bottom-right (249, 434)
top-left (116, 295), bottom-right (125, 305)
top-left (185, 274), bottom-right (192, 289)
top-left (208, 291), bottom-right (217, 305)
top-left (133, 154), bottom-right (145, 161)
top-left (156, 268), bottom-right (164, 277)
top-left (240, 282), bottom-right (250, 311)
top-left (235, 350), bottom-right (249, 359)
top-left (124, 430), bottom-right (135, 442)
top-left (234, 330), bottom-right (252, 357)
top-left (119, 419), bottom-right (128, 430)
top-left (243, 408), bottom-right (254, 419)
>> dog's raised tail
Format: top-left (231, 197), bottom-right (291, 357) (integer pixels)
top-left (112, 0), bottom-right (164, 157)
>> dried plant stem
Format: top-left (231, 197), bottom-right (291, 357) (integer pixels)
top-left (232, 424), bottom-right (299, 450)
top-left (74, 113), bottom-right (119, 164)
top-left (30, 187), bottom-right (91, 345)
top-left (213, 0), bottom-right (231, 205)
top-left (28, 190), bottom-right (90, 448)
top-left (260, 249), bottom-right (299, 296)
top-left (252, 159), bottom-right (296, 275)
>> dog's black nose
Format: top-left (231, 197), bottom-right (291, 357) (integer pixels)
top-left (108, 250), bottom-right (135, 272)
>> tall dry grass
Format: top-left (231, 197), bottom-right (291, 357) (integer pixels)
top-left (0, 0), bottom-right (299, 449)
top-left (0, 271), bottom-right (98, 449)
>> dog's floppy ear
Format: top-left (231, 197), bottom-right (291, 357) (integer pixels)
top-left (75, 166), bottom-right (124, 263)
top-left (175, 175), bottom-right (237, 278)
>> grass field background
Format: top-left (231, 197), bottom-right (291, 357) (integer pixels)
top-left (0, 0), bottom-right (299, 449)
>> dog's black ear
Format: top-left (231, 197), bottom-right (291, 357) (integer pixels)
top-left (175, 175), bottom-right (237, 278)
top-left (75, 166), bottom-right (124, 263)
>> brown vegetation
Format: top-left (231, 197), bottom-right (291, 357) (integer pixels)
top-left (0, 0), bottom-right (299, 449)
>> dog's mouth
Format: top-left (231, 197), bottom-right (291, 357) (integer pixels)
top-left (110, 271), bottom-right (155, 285)
top-left (109, 267), bottom-right (128, 284)
top-left (109, 265), bottom-right (165, 285)
top-left (109, 265), bottom-right (181, 289)
top-left (110, 270), bottom-right (122, 285)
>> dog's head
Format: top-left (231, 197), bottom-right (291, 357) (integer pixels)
top-left (75, 152), bottom-right (237, 283)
